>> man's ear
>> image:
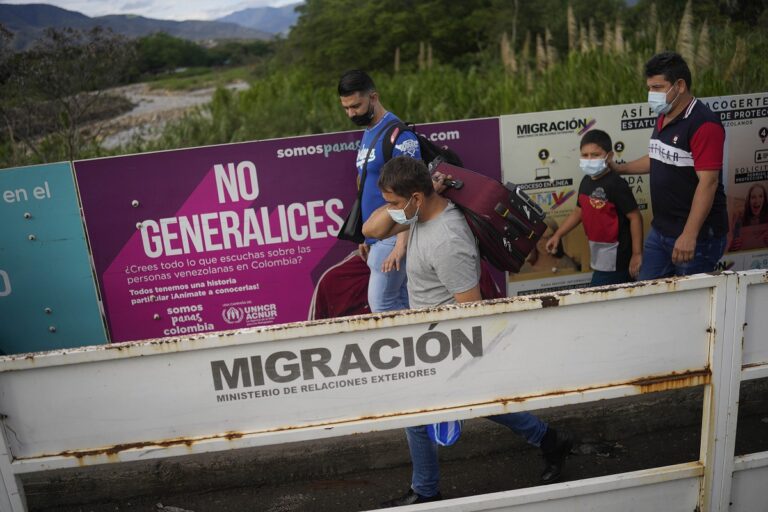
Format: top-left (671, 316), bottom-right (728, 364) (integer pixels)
top-left (606, 150), bottom-right (614, 161)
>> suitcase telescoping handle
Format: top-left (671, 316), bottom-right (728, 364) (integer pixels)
top-left (444, 177), bottom-right (464, 189)
top-left (505, 183), bottom-right (545, 221)
top-left (430, 173), bottom-right (464, 190)
top-left (429, 157), bottom-right (464, 189)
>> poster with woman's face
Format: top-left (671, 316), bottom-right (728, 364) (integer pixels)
top-left (707, 92), bottom-right (768, 264)
top-left (728, 183), bottom-right (768, 251)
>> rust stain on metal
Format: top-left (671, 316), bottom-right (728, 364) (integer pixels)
top-left (630, 369), bottom-right (711, 393)
top-left (458, 369), bottom-right (712, 408)
top-left (539, 296), bottom-right (560, 308)
top-left (45, 431), bottom-right (245, 462)
top-left (25, 369), bottom-right (713, 465)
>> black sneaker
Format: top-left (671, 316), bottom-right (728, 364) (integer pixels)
top-left (540, 428), bottom-right (573, 484)
top-left (380, 488), bottom-right (443, 508)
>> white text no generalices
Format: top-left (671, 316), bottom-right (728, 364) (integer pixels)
top-left (138, 161), bottom-right (343, 258)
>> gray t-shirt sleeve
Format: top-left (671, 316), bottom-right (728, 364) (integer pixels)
top-left (431, 230), bottom-right (480, 296)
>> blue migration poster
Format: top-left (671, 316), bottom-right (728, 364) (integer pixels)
top-left (0, 162), bottom-right (107, 354)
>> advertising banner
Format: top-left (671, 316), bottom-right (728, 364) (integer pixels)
top-left (75, 119), bottom-right (501, 343)
top-left (705, 92), bottom-right (768, 269)
top-left (501, 104), bottom-right (654, 295)
top-left (501, 92), bottom-right (768, 294)
top-left (0, 162), bottom-right (106, 354)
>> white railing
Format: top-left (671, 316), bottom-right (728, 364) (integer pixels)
top-left (0, 270), bottom-right (766, 512)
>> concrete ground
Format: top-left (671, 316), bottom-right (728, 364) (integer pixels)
top-left (23, 381), bottom-right (768, 512)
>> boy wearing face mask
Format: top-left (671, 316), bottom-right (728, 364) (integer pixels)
top-left (547, 130), bottom-right (643, 286)
top-left (607, 52), bottom-right (728, 280)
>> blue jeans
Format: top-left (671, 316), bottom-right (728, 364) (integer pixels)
top-left (639, 227), bottom-right (727, 281)
top-left (590, 268), bottom-right (632, 286)
top-left (405, 413), bottom-right (548, 497)
top-left (366, 236), bottom-right (409, 312)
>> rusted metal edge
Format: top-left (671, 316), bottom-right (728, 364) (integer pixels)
top-left (0, 274), bottom-right (718, 371)
top-left (13, 368), bottom-right (711, 465)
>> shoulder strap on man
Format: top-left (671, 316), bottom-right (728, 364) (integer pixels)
top-left (382, 121), bottom-right (412, 163)
top-left (358, 120), bottom-right (400, 197)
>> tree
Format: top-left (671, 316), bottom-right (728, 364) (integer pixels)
top-left (0, 26), bottom-right (137, 164)
top-left (284, 0), bottom-right (627, 76)
top-left (136, 32), bottom-right (209, 74)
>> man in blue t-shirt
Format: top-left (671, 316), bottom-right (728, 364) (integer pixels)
top-left (338, 70), bottom-right (421, 313)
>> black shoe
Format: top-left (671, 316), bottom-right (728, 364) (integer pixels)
top-left (540, 428), bottom-right (573, 484)
top-left (380, 488), bottom-right (443, 508)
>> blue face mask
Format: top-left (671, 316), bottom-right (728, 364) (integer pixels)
top-left (579, 158), bottom-right (607, 177)
top-left (387, 196), bottom-right (419, 225)
top-left (648, 82), bottom-right (681, 115)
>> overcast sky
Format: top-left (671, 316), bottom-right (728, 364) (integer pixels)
top-left (3, 0), bottom-right (299, 21)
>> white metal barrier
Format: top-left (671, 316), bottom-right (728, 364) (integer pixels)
top-left (0, 270), bottom-right (766, 512)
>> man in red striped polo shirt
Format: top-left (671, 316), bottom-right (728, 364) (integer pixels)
top-left (608, 52), bottom-right (728, 280)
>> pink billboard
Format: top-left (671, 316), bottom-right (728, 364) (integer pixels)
top-left (74, 119), bottom-right (501, 342)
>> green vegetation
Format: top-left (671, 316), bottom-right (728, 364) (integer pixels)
top-left (0, 26), bottom-right (136, 164)
top-left (132, 0), bottom-right (768, 153)
top-left (145, 65), bottom-right (256, 91)
top-left (2, 0), bottom-right (767, 166)
top-left (136, 33), bottom-right (274, 76)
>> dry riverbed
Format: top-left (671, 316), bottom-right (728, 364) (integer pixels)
top-left (97, 81), bottom-right (249, 150)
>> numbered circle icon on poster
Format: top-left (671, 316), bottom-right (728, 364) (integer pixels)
top-left (538, 149), bottom-right (550, 162)
top-left (614, 141), bottom-right (625, 153)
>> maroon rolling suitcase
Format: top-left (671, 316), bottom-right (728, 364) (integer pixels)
top-left (430, 160), bottom-right (547, 273)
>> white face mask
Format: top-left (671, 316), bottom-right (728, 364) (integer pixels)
top-left (648, 83), bottom-right (680, 115)
top-left (387, 195), bottom-right (419, 225)
top-left (579, 158), bottom-right (607, 177)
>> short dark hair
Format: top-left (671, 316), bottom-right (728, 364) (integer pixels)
top-left (378, 156), bottom-right (434, 198)
top-left (645, 51), bottom-right (693, 90)
top-left (338, 69), bottom-right (376, 96)
top-left (580, 129), bottom-right (612, 153)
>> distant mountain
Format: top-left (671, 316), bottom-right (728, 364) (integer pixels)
top-left (0, 3), bottom-right (273, 51)
top-left (217, 3), bottom-right (301, 35)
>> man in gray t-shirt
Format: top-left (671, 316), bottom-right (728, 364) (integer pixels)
top-left (406, 201), bottom-right (480, 309)
top-left (363, 156), bottom-right (572, 508)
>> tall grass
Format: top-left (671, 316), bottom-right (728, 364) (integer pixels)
top-left (130, 20), bottom-right (767, 155)
top-left (122, 3), bottom-right (764, 154)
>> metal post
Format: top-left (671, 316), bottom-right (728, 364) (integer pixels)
top-left (699, 272), bottom-right (741, 511)
top-left (0, 415), bottom-right (27, 512)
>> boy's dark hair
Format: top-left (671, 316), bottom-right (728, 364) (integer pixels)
top-left (644, 51), bottom-right (693, 90)
top-left (580, 129), bottom-right (612, 154)
top-left (378, 156), bottom-right (434, 198)
top-left (338, 69), bottom-right (376, 96)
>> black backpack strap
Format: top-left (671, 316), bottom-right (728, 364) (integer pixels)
top-left (382, 121), bottom-right (412, 163)
top-left (358, 120), bottom-right (400, 197)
